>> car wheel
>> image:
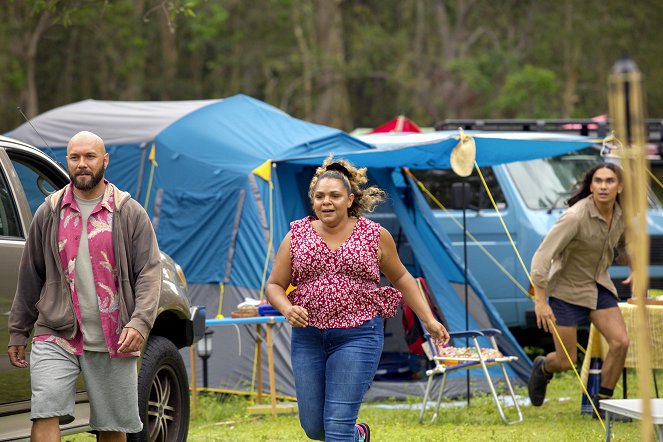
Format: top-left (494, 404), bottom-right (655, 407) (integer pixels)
top-left (128, 335), bottom-right (190, 442)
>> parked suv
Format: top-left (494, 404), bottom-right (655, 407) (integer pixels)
top-left (0, 135), bottom-right (204, 441)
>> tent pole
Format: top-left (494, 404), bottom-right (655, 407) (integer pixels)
top-left (453, 180), bottom-right (471, 406)
top-left (463, 196), bottom-right (470, 406)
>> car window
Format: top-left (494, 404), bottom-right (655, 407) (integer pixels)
top-left (10, 156), bottom-right (62, 215)
top-left (409, 167), bottom-right (506, 210)
top-left (0, 169), bottom-right (22, 237)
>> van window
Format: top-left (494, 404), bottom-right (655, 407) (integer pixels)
top-left (0, 169), bottom-right (22, 237)
top-left (507, 148), bottom-right (663, 210)
top-left (410, 167), bottom-right (506, 210)
top-left (506, 148), bottom-right (610, 210)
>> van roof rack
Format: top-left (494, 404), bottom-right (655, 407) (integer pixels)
top-left (436, 118), bottom-right (663, 143)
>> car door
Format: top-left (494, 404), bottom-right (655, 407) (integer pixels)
top-left (0, 144), bottom-right (68, 413)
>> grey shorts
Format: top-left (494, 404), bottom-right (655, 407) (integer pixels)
top-left (30, 341), bottom-right (142, 433)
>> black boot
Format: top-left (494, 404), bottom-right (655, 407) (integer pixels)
top-left (528, 356), bottom-right (553, 406)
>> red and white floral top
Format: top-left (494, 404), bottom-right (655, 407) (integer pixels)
top-left (288, 216), bottom-right (403, 329)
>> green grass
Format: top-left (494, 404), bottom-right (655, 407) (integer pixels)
top-left (187, 372), bottom-right (641, 441)
top-left (65, 371), bottom-right (644, 441)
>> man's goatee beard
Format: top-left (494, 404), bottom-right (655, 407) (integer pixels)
top-left (70, 166), bottom-right (105, 191)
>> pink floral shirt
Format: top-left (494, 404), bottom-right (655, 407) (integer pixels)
top-left (288, 216), bottom-right (402, 329)
top-left (34, 182), bottom-right (138, 357)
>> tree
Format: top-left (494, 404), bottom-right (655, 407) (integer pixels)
top-left (2, 0), bottom-right (663, 133)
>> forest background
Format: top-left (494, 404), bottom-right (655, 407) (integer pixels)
top-left (2, 0), bottom-right (662, 134)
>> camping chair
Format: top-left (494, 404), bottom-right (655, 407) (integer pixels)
top-left (418, 325), bottom-right (523, 425)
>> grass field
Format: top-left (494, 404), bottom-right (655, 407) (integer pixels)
top-left (65, 371), bottom-right (644, 441)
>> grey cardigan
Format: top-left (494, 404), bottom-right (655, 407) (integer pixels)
top-left (8, 184), bottom-right (161, 348)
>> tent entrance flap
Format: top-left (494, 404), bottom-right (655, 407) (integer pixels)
top-left (368, 167), bottom-right (531, 383)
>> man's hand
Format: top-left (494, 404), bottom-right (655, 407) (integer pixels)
top-left (8, 345), bottom-right (28, 368)
top-left (118, 327), bottom-right (145, 353)
top-left (534, 300), bottom-right (556, 333)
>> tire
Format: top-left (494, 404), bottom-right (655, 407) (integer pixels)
top-left (128, 336), bottom-right (190, 442)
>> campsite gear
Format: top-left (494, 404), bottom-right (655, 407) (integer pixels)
top-left (369, 115), bottom-right (421, 134)
top-left (581, 357), bottom-right (603, 415)
top-left (528, 356), bottom-right (553, 407)
top-left (9, 95), bottom-right (597, 399)
top-left (232, 299), bottom-right (260, 317)
top-left (600, 400), bottom-right (661, 442)
top-left (204, 316), bottom-right (287, 417)
top-left (418, 326), bottom-right (523, 424)
top-left (258, 304), bottom-right (280, 316)
top-left (591, 396), bottom-right (633, 422)
top-left (374, 352), bottom-right (412, 381)
top-left (231, 308), bottom-right (258, 318)
top-left (402, 277), bottom-right (449, 355)
top-left (450, 130), bottom-right (476, 177)
top-left (356, 130), bottom-right (657, 331)
top-left (402, 304), bottom-right (429, 356)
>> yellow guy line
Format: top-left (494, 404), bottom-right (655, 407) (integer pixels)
top-left (474, 161), bottom-right (603, 423)
top-left (411, 170), bottom-right (595, 363)
top-left (551, 322), bottom-right (605, 430)
top-left (404, 170), bottom-right (531, 298)
top-left (648, 168), bottom-right (663, 191)
top-left (216, 283), bottom-right (225, 318)
top-left (409, 165), bottom-right (604, 416)
top-left (474, 164), bottom-right (534, 289)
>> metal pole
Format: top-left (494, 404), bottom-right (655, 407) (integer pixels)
top-left (202, 357), bottom-right (209, 389)
top-left (453, 180), bottom-right (471, 406)
top-left (463, 186), bottom-right (470, 406)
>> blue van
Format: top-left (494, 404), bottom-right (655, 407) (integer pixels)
top-left (358, 124), bottom-right (663, 330)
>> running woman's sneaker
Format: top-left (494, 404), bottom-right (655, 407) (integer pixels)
top-left (355, 423), bottom-right (371, 442)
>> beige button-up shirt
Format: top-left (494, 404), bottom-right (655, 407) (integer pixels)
top-left (530, 195), bottom-right (626, 308)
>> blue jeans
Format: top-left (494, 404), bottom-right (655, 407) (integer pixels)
top-left (291, 316), bottom-right (384, 442)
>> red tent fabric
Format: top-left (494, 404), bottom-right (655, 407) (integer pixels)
top-left (370, 115), bottom-right (422, 133)
top-left (561, 114), bottom-right (607, 130)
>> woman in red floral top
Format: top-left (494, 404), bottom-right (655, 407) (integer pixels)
top-left (267, 156), bottom-right (449, 442)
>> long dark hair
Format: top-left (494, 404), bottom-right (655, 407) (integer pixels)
top-left (566, 162), bottom-right (623, 207)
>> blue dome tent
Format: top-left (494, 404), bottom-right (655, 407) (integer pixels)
top-left (8, 95), bottom-right (595, 400)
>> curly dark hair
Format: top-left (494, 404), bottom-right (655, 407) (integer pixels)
top-left (567, 162), bottom-right (623, 207)
top-left (308, 155), bottom-right (386, 218)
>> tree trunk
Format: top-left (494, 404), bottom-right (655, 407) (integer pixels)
top-left (561, 0), bottom-right (579, 117)
top-left (292, 0), bottom-right (314, 120)
top-left (311, 0), bottom-right (351, 130)
top-left (25, 12), bottom-right (52, 118)
top-left (124, 0), bottom-right (147, 100)
top-left (159, 6), bottom-right (178, 99)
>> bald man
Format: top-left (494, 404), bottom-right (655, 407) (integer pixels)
top-left (8, 131), bottom-right (161, 441)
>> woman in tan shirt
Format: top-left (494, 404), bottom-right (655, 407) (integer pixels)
top-left (527, 163), bottom-right (630, 419)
